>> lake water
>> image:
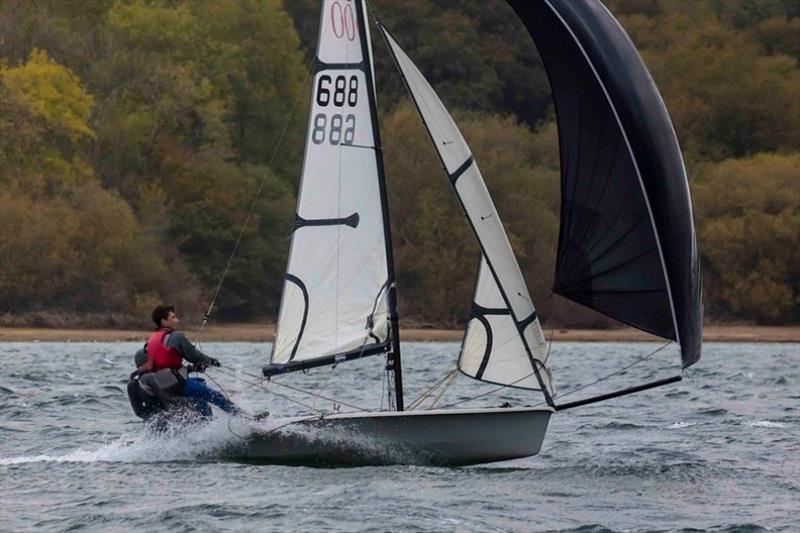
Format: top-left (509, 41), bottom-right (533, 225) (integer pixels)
top-left (1, 340), bottom-right (797, 532)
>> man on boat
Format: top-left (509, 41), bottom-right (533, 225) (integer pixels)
top-left (127, 305), bottom-right (239, 421)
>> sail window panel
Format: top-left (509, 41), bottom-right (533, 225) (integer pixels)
top-left (481, 315), bottom-right (540, 390)
top-left (317, 0), bottom-right (363, 65)
top-left (459, 318), bottom-right (487, 376)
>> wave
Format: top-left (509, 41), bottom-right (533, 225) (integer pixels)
top-left (744, 420), bottom-right (786, 428)
top-left (667, 421), bottom-right (699, 429)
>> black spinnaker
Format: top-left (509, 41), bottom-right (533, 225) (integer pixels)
top-left (507, 0), bottom-right (702, 367)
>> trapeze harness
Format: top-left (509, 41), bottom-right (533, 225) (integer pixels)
top-left (127, 329), bottom-right (189, 420)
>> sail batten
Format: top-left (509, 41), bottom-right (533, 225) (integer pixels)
top-left (379, 26), bottom-right (554, 399)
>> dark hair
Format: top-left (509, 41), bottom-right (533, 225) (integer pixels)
top-left (151, 305), bottom-right (175, 328)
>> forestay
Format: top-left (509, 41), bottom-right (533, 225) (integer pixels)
top-left (270, 0), bottom-right (390, 371)
top-left (380, 27), bottom-right (554, 397)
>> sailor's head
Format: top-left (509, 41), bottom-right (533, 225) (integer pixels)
top-left (152, 305), bottom-right (179, 330)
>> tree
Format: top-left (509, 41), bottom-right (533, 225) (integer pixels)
top-left (0, 48), bottom-right (95, 194)
top-left (615, 1), bottom-right (800, 159)
top-left (693, 153), bottom-right (800, 322)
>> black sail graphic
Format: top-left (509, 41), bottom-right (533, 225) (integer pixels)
top-left (507, 0), bottom-right (702, 367)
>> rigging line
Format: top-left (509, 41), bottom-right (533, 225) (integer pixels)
top-left (255, 413), bottom-right (328, 436)
top-left (538, 290), bottom-right (556, 366)
top-left (437, 371), bottom-right (537, 409)
top-left (407, 368), bottom-right (458, 411)
top-left (553, 341), bottom-right (672, 401)
top-left (379, 362), bottom-right (386, 410)
top-left (385, 367), bottom-right (395, 411)
top-left (440, 341), bottom-right (673, 410)
top-left (216, 366), bottom-right (371, 413)
top-left (311, 361), bottom-right (338, 411)
top-left (197, 58), bottom-right (314, 332)
top-left (210, 367), bottom-right (321, 412)
top-left (200, 370), bottom-right (252, 441)
top-left (428, 369), bottom-right (458, 410)
top-left (204, 370), bottom-right (231, 402)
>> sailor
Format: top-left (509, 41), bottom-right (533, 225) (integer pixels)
top-left (127, 305), bottom-right (239, 420)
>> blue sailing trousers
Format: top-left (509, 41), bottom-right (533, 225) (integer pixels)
top-left (183, 377), bottom-right (238, 416)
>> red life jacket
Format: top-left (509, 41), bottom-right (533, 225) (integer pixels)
top-left (147, 329), bottom-right (183, 371)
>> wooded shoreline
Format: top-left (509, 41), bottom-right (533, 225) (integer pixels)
top-left (1, 325), bottom-right (797, 343)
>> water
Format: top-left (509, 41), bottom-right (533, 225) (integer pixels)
top-left (1, 341), bottom-right (797, 532)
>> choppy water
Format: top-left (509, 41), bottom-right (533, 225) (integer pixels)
top-left (1, 340), bottom-right (797, 532)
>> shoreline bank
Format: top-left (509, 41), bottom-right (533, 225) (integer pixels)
top-left (0, 324), bottom-right (797, 343)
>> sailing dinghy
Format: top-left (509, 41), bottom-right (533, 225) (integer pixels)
top-left (227, 0), bottom-right (702, 466)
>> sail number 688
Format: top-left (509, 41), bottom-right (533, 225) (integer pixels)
top-left (313, 75), bottom-right (359, 145)
top-left (316, 75), bottom-right (358, 107)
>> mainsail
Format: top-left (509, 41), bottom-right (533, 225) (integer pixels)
top-left (507, 0), bottom-right (703, 367)
top-left (268, 0), bottom-right (393, 374)
top-left (380, 27), bottom-right (554, 398)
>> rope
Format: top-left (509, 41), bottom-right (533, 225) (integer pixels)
top-left (407, 368), bottom-right (457, 411)
top-left (196, 368), bottom-right (335, 440)
top-left (210, 366), bottom-right (320, 412)
top-left (197, 60), bottom-right (314, 332)
top-left (437, 371), bottom-right (536, 409)
top-left (379, 364), bottom-right (386, 410)
top-left (428, 368), bottom-right (458, 410)
top-left (211, 366), bottom-right (370, 413)
top-left (195, 369), bottom-right (251, 440)
top-left (311, 363), bottom-right (338, 411)
top-left (551, 341), bottom-right (672, 402)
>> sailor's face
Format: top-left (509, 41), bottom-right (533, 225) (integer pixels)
top-left (162, 311), bottom-right (179, 329)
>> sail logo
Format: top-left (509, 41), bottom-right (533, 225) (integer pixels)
top-left (330, 1), bottom-right (357, 41)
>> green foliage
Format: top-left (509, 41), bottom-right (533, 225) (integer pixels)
top-left (617, 1), bottom-right (800, 159)
top-left (383, 104), bottom-right (568, 325)
top-left (381, 104), bottom-right (475, 324)
top-left (0, 0), bottom-right (797, 327)
top-left (693, 153), bottom-right (800, 322)
top-left (0, 49), bottom-right (95, 193)
top-left (2, 49), bottom-right (94, 142)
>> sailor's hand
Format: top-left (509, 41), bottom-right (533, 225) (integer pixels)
top-left (207, 357), bottom-right (221, 368)
top-left (189, 362), bottom-right (208, 373)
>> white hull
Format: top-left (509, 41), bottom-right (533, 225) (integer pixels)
top-left (225, 407), bottom-right (552, 466)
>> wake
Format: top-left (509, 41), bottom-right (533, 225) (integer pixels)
top-left (0, 414), bottom-right (287, 466)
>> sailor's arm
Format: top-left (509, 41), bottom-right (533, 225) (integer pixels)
top-left (167, 331), bottom-right (218, 366)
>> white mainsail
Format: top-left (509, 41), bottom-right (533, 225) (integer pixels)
top-left (380, 27), bottom-right (554, 396)
top-left (271, 0), bottom-right (390, 368)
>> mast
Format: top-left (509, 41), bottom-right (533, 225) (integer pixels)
top-left (357, 0), bottom-right (403, 411)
